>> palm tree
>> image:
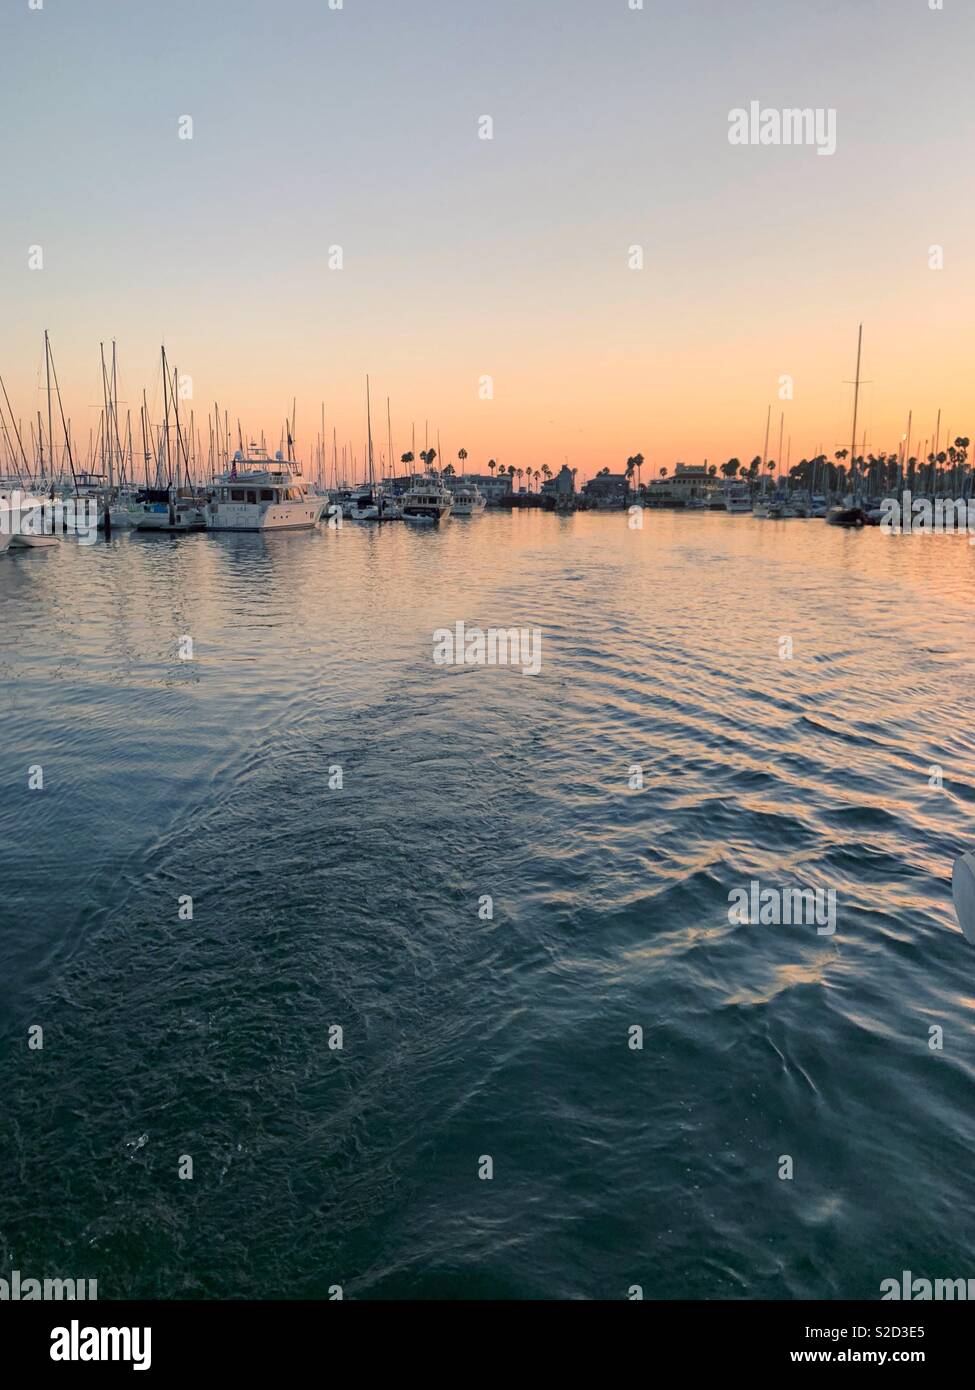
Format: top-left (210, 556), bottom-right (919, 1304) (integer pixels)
top-left (487, 459), bottom-right (497, 477)
top-left (401, 451), bottom-right (414, 468)
top-left (542, 464), bottom-right (552, 481)
top-left (458, 448), bottom-right (468, 470)
top-left (517, 467), bottom-right (525, 490)
top-left (443, 462), bottom-right (455, 477)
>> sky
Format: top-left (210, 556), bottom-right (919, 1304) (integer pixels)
top-left (1, 0), bottom-right (973, 482)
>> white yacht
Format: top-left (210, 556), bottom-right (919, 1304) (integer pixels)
top-left (206, 451), bottom-right (325, 531)
top-left (450, 483), bottom-right (486, 517)
top-left (400, 477), bottom-right (453, 525)
top-left (724, 482), bottom-right (752, 514)
top-left (753, 496), bottom-right (797, 519)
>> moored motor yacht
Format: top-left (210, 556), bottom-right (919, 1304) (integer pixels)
top-left (401, 477), bottom-right (453, 524)
top-left (449, 483), bottom-right (486, 516)
top-left (205, 451), bottom-right (325, 531)
top-left (724, 483), bottom-right (752, 514)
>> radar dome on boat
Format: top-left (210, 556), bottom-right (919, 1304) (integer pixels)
top-left (275, 451), bottom-right (284, 461)
top-left (233, 450), bottom-right (243, 462)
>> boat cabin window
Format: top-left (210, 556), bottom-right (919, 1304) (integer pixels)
top-left (246, 491), bottom-right (257, 504)
top-left (260, 489), bottom-right (274, 501)
top-left (231, 489), bottom-right (245, 502)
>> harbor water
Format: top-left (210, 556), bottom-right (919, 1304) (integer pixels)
top-left (2, 508), bottom-right (975, 1299)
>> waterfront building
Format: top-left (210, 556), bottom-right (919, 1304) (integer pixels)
top-left (644, 463), bottom-right (722, 509)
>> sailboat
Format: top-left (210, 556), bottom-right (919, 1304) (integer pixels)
top-left (7, 333), bottom-right (66, 547)
top-left (827, 326), bottom-right (869, 528)
top-left (135, 350), bottom-right (206, 532)
top-left (348, 377), bottom-right (399, 521)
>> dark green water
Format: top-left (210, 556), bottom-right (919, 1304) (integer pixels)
top-left (2, 510), bottom-right (975, 1298)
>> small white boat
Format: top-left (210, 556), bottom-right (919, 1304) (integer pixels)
top-left (401, 477), bottom-right (452, 524)
top-left (753, 497), bottom-right (796, 519)
top-left (11, 532), bottom-right (60, 548)
top-left (450, 483), bottom-right (486, 516)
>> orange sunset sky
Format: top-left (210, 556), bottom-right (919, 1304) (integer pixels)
top-left (2, 0), bottom-right (973, 482)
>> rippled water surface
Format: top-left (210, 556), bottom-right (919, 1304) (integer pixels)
top-left (2, 509), bottom-right (975, 1299)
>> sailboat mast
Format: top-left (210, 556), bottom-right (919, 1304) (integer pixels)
top-left (849, 323), bottom-right (863, 493)
top-left (100, 343), bottom-right (114, 490)
top-left (44, 330), bottom-right (54, 483)
top-left (386, 397), bottom-right (393, 483)
top-left (171, 364), bottom-right (190, 488)
top-left (777, 413), bottom-right (783, 483)
top-left (161, 348), bottom-right (172, 486)
top-left (366, 376), bottom-right (375, 486)
top-left (0, 374), bottom-right (33, 485)
top-left (46, 336), bottom-right (80, 494)
top-left (111, 341), bottom-right (125, 486)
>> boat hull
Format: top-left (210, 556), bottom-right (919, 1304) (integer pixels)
top-left (826, 507), bottom-right (867, 528)
top-left (402, 507), bottom-right (450, 524)
top-left (205, 503), bottom-right (324, 531)
top-left (10, 533), bottom-right (60, 548)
